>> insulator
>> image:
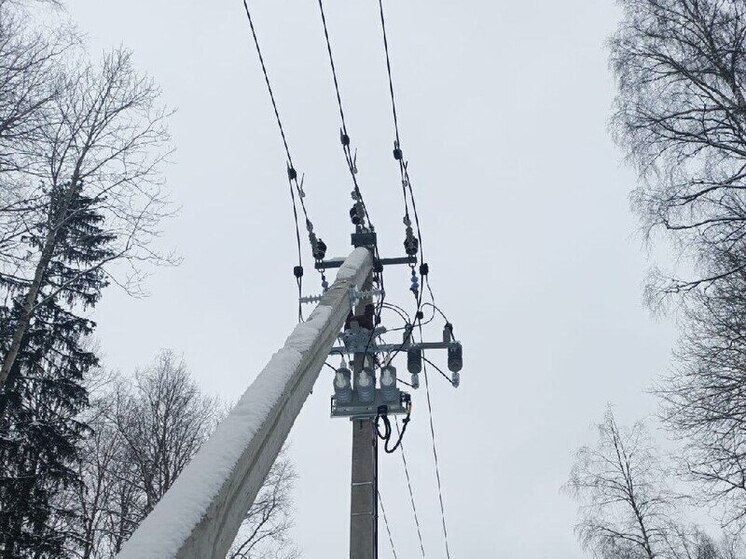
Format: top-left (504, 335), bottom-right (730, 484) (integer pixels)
top-left (334, 367), bottom-right (352, 404)
top-left (350, 205), bottom-right (360, 225)
top-left (451, 371), bottom-right (460, 388)
top-left (407, 347), bottom-right (422, 374)
top-left (313, 238), bottom-right (327, 261)
top-left (403, 215), bottom-right (411, 227)
top-left (321, 277), bottom-right (329, 290)
top-left (380, 366), bottom-right (398, 402)
top-left (443, 323), bottom-right (453, 342)
top-left (404, 235), bottom-right (419, 256)
top-left (410, 274), bottom-right (419, 295)
top-left (448, 343), bottom-right (463, 373)
top-left (357, 367), bottom-right (375, 402)
top-left (411, 372), bottom-right (420, 390)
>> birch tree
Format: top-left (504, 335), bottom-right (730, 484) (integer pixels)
top-left (0, 46), bottom-right (173, 390)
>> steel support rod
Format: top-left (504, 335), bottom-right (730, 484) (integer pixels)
top-left (116, 248), bottom-right (373, 559)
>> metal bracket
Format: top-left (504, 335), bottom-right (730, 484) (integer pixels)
top-left (315, 255), bottom-right (416, 271)
top-left (331, 390), bottom-right (411, 420)
top-left (331, 337), bottom-right (462, 356)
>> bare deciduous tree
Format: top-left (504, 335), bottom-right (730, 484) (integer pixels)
top-left (658, 266), bottom-right (746, 527)
top-left (65, 352), bottom-right (298, 559)
top-left (113, 350), bottom-right (219, 520)
top-left (567, 408), bottom-right (742, 559)
top-left (0, 46), bottom-right (174, 390)
top-left (610, 0), bottom-right (746, 535)
top-left (567, 407), bottom-right (676, 559)
top-left (228, 453), bottom-right (299, 559)
top-left (610, 0), bottom-right (746, 303)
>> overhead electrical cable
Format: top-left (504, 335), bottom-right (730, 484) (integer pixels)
top-left (315, 0), bottom-right (388, 353)
top-left (241, 0), bottom-right (327, 320)
top-left (315, 0), bottom-right (374, 231)
top-left (394, 416), bottom-right (426, 558)
top-left (375, 0), bottom-right (425, 266)
top-left (418, 322), bottom-right (452, 559)
top-left (378, 490), bottom-right (399, 559)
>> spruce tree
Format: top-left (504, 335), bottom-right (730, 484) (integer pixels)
top-left (0, 184), bottom-right (113, 558)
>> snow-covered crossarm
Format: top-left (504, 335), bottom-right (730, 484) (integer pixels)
top-left (117, 248), bottom-right (373, 559)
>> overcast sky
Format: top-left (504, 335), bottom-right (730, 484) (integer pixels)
top-left (63, 0), bottom-right (676, 557)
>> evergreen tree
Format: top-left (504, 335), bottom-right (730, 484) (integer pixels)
top-left (0, 185), bottom-right (113, 558)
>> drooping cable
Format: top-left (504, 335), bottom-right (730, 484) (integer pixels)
top-left (393, 416), bottom-right (426, 557)
top-left (315, 0), bottom-right (374, 231)
top-left (422, 355), bottom-right (456, 387)
top-left (378, 490), bottom-right (399, 559)
top-left (241, 0), bottom-right (327, 319)
top-left (418, 322), bottom-right (452, 559)
top-left (375, 0), bottom-right (425, 266)
top-left (314, 0), bottom-right (388, 345)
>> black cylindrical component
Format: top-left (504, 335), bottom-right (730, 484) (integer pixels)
top-left (407, 347), bottom-right (422, 374)
top-left (313, 238), bottom-right (327, 261)
top-left (448, 343), bottom-right (463, 373)
top-left (350, 206), bottom-right (360, 225)
top-left (293, 265), bottom-right (304, 278)
top-left (404, 235), bottom-right (419, 256)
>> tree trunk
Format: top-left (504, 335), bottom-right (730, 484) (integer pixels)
top-left (0, 178), bottom-right (80, 390)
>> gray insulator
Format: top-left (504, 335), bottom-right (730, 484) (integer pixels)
top-left (411, 372), bottom-right (420, 390)
top-left (334, 367), bottom-right (352, 404)
top-left (407, 348), bottom-right (422, 374)
top-left (451, 371), bottom-right (460, 388)
top-left (448, 343), bottom-right (463, 372)
top-left (380, 366), bottom-right (398, 402)
top-left (357, 367), bottom-right (375, 402)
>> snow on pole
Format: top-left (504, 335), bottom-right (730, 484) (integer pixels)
top-left (117, 247), bottom-right (372, 559)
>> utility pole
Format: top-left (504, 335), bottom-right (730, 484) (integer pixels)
top-left (349, 274), bottom-right (378, 559)
top-left (350, 415), bottom-right (377, 559)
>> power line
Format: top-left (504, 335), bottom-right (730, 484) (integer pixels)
top-left (375, 0), bottom-right (426, 266)
top-left (394, 416), bottom-right (426, 558)
top-left (419, 326), bottom-right (452, 559)
top-left (378, 490), bottom-right (399, 559)
top-left (315, 0), bottom-right (374, 230)
top-left (240, 0), bottom-right (327, 320)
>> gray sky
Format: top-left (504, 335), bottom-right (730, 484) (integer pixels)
top-left (65, 0), bottom-right (676, 557)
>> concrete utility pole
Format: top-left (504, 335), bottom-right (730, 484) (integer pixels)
top-left (350, 416), bottom-right (377, 559)
top-left (116, 248), bottom-right (373, 559)
top-left (349, 274), bottom-right (378, 559)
